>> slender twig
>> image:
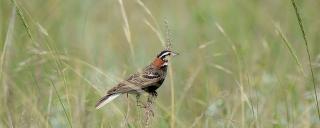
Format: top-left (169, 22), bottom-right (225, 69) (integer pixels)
top-left (290, 0), bottom-right (320, 119)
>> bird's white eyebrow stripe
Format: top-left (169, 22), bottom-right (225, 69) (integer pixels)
top-left (159, 52), bottom-right (171, 58)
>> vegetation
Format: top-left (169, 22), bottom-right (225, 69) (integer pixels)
top-left (0, 0), bottom-right (319, 127)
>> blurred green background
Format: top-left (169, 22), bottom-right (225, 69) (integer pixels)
top-left (1, 0), bottom-right (320, 127)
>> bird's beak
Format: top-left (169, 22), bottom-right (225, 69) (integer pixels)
top-left (171, 51), bottom-right (179, 57)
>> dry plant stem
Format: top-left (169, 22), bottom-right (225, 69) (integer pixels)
top-left (290, 0), bottom-right (320, 119)
top-left (144, 94), bottom-right (156, 128)
top-left (0, 7), bottom-right (15, 82)
top-left (1, 7), bottom-right (16, 128)
top-left (135, 94), bottom-right (156, 128)
top-left (136, 94), bottom-right (144, 127)
top-left (190, 113), bottom-right (205, 128)
top-left (125, 93), bottom-right (130, 127)
top-left (169, 64), bottom-right (175, 128)
top-left (144, 20), bottom-right (166, 47)
top-left (46, 87), bottom-right (53, 128)
top-left (136, 0), bottom-right (160, 30)
top-left (136, 0), bottom-right (166, 46)
top-left (164, 19), bottom-right (176, 128)
top-left (164, 18), bottom-right (172, 50)
top-left (118, 0), bottom-right (135, 61)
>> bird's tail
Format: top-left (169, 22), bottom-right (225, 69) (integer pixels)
top-left (95, 93), bottom-right (120, 109)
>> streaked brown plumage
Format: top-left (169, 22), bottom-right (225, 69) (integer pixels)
top-left (95, 50), bottom-right (178, 109)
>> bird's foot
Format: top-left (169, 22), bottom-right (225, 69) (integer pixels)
top-left (146, 92), bottom-right (157, 104)
top-left (135, 93), bottom-right (156, 117)
top-left (150, 91), bottom-right (158, 97)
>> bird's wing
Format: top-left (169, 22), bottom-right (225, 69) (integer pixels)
top-left (107, 66), bottom-right (163, 94)
top-left (130, 66), bottom-right (163, 86)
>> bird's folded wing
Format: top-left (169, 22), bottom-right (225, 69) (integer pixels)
top-left (106, 67), bottom-right (163, 94)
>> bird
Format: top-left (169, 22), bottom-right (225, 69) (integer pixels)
top-left (95, 49), bottom-right (179, 109)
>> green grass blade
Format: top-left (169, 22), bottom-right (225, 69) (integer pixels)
top-left (274, 23), bottom-right (305, 76)
top-left (50, 80), bottom-right (73, 128)
top-left (9, 0), bottom-right (34, 43)
top-left (290, 0), bottom-right (320, 119)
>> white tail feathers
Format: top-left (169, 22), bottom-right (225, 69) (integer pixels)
top-left (95, 94), bottom-right (120, 109)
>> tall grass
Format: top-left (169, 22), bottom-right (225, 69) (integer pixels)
top-left (1, 6), bottom-right (16, 128)
top-left (290, 0), bottom-right (320, 119)
top-left (50, 80), bottom-right (72, 128)
top-left (1, 0), bottom-right (320, 127)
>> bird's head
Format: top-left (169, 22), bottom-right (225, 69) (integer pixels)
top-left (152, 50), bottom-right (179, 68)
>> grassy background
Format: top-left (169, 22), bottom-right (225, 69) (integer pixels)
top-left (1, 0), bottom-right (320, 127)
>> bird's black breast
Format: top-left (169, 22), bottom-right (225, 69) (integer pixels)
top-left (143, 79), bottom-right (165, 92)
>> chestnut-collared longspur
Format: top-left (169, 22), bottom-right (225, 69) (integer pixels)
top-left (95, 50), bottom-right (179, 109)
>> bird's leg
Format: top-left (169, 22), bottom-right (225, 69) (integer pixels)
top-left (151, 91), bottom-right (158, 97)
top-left (125, 93), bottom-right (130, 126)
top-left (136, 94), bottom-right (141, 106)
top-left (147, 91), bottom-right (157, 103)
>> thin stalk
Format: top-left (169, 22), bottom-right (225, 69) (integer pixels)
top-left (9, 0), bottom-right (34, 43)
top-left (169, 62), bottom-right (175, 128)
top-left (50, 80), bottom-right (73, 128)
top-left (290, 0), bottom-right (320, 119)
top-left (274, 23), bottom-right (306, 76)
top-left (118, 0), bottom-right (135, 61)
top-left (1, 7), bottom-right (16, 128)
top-left (0, 7), bottom-right (15, 83)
